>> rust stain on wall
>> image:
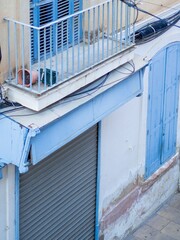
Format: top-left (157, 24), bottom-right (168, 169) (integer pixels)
top-left (101, 187), bottom-right (140, 231)
top-left (100, 154), bottom-right (179, 231)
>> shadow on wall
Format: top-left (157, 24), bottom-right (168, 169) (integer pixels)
top-left (0, 46), bottom-right (1, 62)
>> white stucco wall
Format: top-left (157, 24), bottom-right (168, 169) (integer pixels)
top-left (100, 96), bottom-right (142, 215)
top-left (0, 165), bottom-right (16, 240)
top-left (99, 53), bottom-right (150, 218)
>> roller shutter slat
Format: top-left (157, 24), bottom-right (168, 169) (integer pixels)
top-left (20, 153), bottom-right (97, 198)
top-left (20, 145), bottom-right (97, 200)
top-left (20, 162), bottom-right (96, 220)
top-left (20, 139), bottom-right (97, 187)
top-left (27, 199), bottom-right (96, 240)
top-left (20, 183), bottom-right (96, 233)
top-left (20, 166), bottom-right (97, 217)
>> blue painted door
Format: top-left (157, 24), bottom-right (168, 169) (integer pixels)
top-left (161, 45), bottom-right (180, 163)
top-left (146, 43), bottom-right (180, 178)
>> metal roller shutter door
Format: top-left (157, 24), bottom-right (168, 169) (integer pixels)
top-left (19, 125), bottom-right (98, 240)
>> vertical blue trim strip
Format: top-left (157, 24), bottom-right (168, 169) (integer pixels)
top-left (0, 164), bottom-right (6, 179)
top-left (0, 169), bottom-right (2, 179)
top-left (15, 167), bottom-right (19, 240)
top-left (95, 122), bottom-right (101, 240)
top-left (33, 0), bottom-right (40, 60)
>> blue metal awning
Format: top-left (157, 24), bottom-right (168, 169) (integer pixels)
top-left (0, 62), bottom-right (146, 177)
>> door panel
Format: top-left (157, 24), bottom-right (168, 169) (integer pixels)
top-left (146, 51), bottom-right (166, 177)
top-left (162, 44), bottom-right (180, 163)
top-left (146, 43), bottom-right (180, 178)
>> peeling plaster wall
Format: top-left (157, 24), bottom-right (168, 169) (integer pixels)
top-left (100, 89), bottom-right (179, 239)
top-left (101, 160), bottom-right (179, 240)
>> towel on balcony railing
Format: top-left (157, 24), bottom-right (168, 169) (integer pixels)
top-left (40, 68), bottom-right (57, 86)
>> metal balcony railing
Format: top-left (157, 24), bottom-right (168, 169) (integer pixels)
top-left (4, 0), bottom-right (135, 94)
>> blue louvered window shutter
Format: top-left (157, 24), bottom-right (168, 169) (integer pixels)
top-left (69, 0), bottom-right (83, 44)
top-left (57, 0), bottom-right (70, 49)
top-left (57, 0), bottom-right (83, 49)
top-left (30, 0), bottom-right (82, 62)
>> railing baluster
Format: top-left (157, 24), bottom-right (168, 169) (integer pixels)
top-left (29, 27), bottom-right (32, 90)
top-left (128, 3), bottom-right (131, 46)
top-left (125, 3), bottom-right (128, 48)
top-left (43, 28), bottom-right (47, 90)
top-left (61, 21), bottom-right (64, 81)
top-left (88, 9), bottom-right (90, 67)
top-left (112, 0), bottom-right (115, 54)
top-left (107, 2), bottom-right (110, 58)
top-left (50, 25), bottom-right (52, 87)
top-left (14, 23), bottom-right (18, 84)
top-left (97, 6), bottom-right (100, 62)
top-left (133, 7), bottom-right (135, 44)
top-left (66, 19), bottom-right (69, 78)
top-left (72, 16), bottom-right (75, 75)
top-left (82, 12), bottom-right (85, 69)
top-left (93, 7), bottom-right (95, 65)
top-left (102, 4), bottom-right (105, 60)
top-left (44, 28), bottom-right (47, 90)
top-left (21, 25), bottom-right (25, 87)
top-left (78, 14), bottom-right (80, 72)
top-left (7, 21), bottom-right (11, 81)
top-left (55, 23), bottom-right (58, 84)
top-left (37, 29), bottom-right (41, 92)
top-left (120, 1), bottom-right (123, 51)
top-left (116, 0), bottom-right (119, 53)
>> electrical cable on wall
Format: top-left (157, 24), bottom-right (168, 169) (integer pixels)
top-left (0, 84), bottom-right (22, 109)
top-left (120, 0), bottom-right (180, 44)
top-left (0, 61), bottom-right (135, 119)
top-left (66, 61), bottom-right (135, 99)
top-left (134, 10), bottom-right (180, 44)
top-left (134, 12), bottom-right (180, 44)
top-left (121, 0), bottom-right (180, 25)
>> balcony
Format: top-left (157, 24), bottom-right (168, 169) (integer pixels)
top-left (4, 0), bottom-right (135, 111)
